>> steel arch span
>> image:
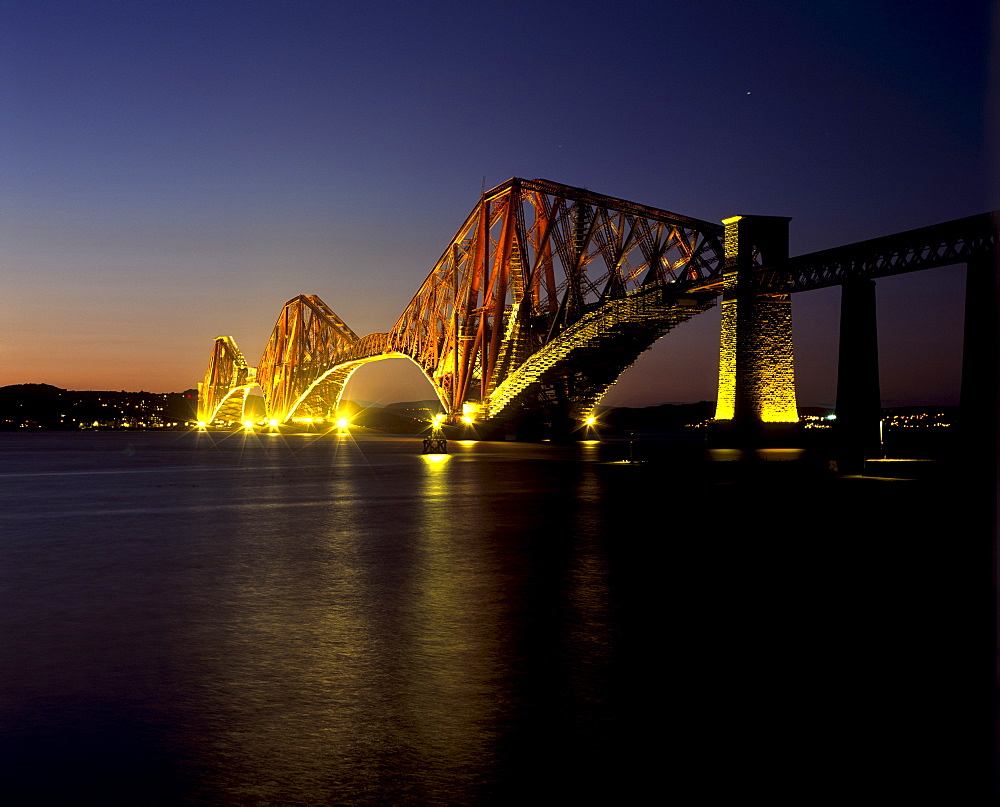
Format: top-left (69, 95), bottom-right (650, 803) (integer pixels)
top-left (197, 178), bottom-right (724, 429)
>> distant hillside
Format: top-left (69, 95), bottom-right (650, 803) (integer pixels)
top-left (0, 385), bottom-right (198, 429)
top-left (382, 399), bottom-right (444, 415)
top-left (332, 400), bottom-right (436, 434)
top-left (596, 401), bottom-right (715, 432)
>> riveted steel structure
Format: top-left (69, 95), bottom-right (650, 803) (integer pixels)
top-left (254, 295), bottom-right (360, 423)
top-left (750, 212), bottom-right (998, 294)
top-left (198, 178), bottom-right (997, 446)
top-left (198, 178), bottom-right (724, 429)
top-left (199, 336), bottom-right (254, 423)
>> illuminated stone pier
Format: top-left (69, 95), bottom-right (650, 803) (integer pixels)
top-left (712, 214), bottom-right (799, 446)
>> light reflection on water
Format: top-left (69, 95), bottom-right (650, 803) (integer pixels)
top-left (0, 432), bottom-right (646, 804)
top-left (0, 431), bottom-right (960, 804)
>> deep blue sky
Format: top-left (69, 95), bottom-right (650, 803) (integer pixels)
top-left (2, 0), bottom-right (995, 407)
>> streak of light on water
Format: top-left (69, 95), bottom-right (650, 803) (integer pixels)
top-left (0, 431), bottom-right (975, 804)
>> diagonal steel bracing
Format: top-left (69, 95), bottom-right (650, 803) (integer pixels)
top-left (198, 181), bottom-right (997, 431)
top-left (687, 211), bottom-right (998, 295)
top-left (198, 177), bottom-right (726, 426)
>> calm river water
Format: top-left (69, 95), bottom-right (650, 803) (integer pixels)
top-left (0, 431), bottom-right (978, 804)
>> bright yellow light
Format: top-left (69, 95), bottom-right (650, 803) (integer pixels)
top-left (268, 419), bottom-right (279, 428)
top-left (197, 421), bottom-right (207, 428)
top-left (585, 416), bottom-right (597, 426)
top-left (461, 415), bottom-right (474, 425)
top-left (243, 421), bottom-right (253, 430)
top-left (432, 414), bottom-right (445, 426)
top-left (760, 409), bottom-right (799, 423)
top-left (336, 418), bottom-right (349, 429)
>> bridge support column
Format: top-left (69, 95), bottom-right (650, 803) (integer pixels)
top-left (835, 279), bottom-right (882, 474)
top-left (712, 215), bottom-right (799, 446)
top-left (960, 250), bottom-right (998, 473)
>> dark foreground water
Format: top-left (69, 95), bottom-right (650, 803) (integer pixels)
top-left (0, 432), bottom-right (984, 804)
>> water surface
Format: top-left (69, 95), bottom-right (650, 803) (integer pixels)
top-left (0, 431), bottom-right (971, 803)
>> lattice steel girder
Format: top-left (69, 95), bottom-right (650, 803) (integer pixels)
top-left (753, 211), bottom-right (998, 294)
top-left (380, 177), bottom-right (725, 416)
top-left (482, 285), bottom-right (717, 425)
top-left (256, 294), bottom-right (360, 422)
top-left (196, 179), bottom-right (724, 424)
top-left (198, 191), bottom-right (1000, 430)
top-left (198, 336), bottom-right (251, 422)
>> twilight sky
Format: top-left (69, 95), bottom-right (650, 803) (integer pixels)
top-left (2, 1), bottom-right (995, 407)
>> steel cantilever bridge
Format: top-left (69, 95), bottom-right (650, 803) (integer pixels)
top-left (198, 176), bottom-right (998, 441)
top-left (198, 178), bottom-right (726, 433)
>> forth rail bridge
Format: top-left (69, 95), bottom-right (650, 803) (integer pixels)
top-left (198, 177), bottom-right (997, 458)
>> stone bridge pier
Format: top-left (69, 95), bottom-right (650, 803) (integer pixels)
top-left (710, 214), bottom-right (799, 447)
top-left (709, 210), bottom-right (997, 471)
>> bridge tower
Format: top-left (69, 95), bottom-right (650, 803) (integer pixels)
top-left (712, 214), bottom-right (799, 444)
top-left (834, 279), bottom-right (882, 473)
top-left (960, 246), bottom-right (998, 479)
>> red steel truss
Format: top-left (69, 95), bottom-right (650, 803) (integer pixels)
top-left (198, 178), bottom-right (725, 425)
top-left (255, 295), bottom-right (360, 422)
top-left (379, 178), bottom-right (723, 418)
top-left (198, 336), bottom-right (252, 423)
